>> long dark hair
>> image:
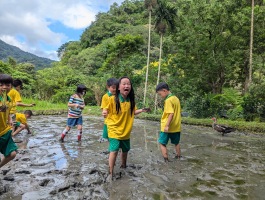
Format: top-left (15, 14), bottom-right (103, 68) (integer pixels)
top-left (115, 76), bottom-right (135, 116)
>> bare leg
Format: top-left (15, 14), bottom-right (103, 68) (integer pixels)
top-left (0, 151), bottom-right (16, 168)
top-left (109, 151), bottom-right (118, 176)
top-left (160, 144), bottom-right (169, 162)
top-left (120, 152), bottom-right (128, 168)
top-left (175, 144), bottom-right (181, 157)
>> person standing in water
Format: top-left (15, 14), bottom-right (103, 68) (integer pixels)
top-left (100, 78), bottom-right (118, 142)
top-left (0, 74), bottom-right (17, 168)
top-left (59, 84), bottom-right (87, 142)
top-left (102, 76), bottom-right (150, 181)
top-left (156, 82), bottom-right (181, 162)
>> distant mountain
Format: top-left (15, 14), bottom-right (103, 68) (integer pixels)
top-left (0, 39), bottom-right (55, 70)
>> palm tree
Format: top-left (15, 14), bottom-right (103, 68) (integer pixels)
top-left (154, 0), bottom-right (177, 111)
top-left (143, 0), bottom-right (157, 106)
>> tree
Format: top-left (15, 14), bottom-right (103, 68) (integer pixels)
top-left (247, 0), bottom-right (254, 92)
top-left (143, 0), bottom-right (157, 105)
top-left (154, 0), bottom-right (177, 111)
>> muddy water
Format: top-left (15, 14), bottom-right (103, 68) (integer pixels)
top-left (0, 115), bottom-right (264, 200)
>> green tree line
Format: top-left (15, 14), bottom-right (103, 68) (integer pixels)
top-left (2, 0), bottom-right (265, 122)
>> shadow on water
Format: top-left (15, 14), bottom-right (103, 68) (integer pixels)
top-left (0, 115), bottom-right (264, 200)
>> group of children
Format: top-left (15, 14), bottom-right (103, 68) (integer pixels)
top-left (0, 74), bottom-right (35, 168)
top-left (1, 73), bottom-right (182, 182)
top-left (58, 76), bottom-right (182, 181)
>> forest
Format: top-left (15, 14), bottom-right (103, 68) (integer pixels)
top-left (1, 0), bottom-right (265, 122)
top-left (0, 39), bottom-right (54, 70)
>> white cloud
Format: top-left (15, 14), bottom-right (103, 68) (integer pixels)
top-left (0, 0), bottom-right (125, 60)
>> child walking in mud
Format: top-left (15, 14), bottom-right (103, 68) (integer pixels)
top-left (102, 76), bottom-right (150, 181)
top-left (8, 79), bottom-right (35, 128)
top-left (12, 110), bottom-right (33, 137)
top-left (100, 78), bottom-right (118, 142)
top-left (0, 74), bottom-right (18, 168)
top-left (59, 84), bottom-right (87, 142)
top-left (156, 82), bottom-right (182, 162)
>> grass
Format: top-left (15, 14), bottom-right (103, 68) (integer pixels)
top-left (17, 98), bottom-right (265, 134)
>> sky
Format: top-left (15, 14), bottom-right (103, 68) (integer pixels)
top-left (0, 0), bottom-right (124, 61)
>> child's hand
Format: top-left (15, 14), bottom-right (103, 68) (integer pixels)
top-left (142, 108), bottom-right (151, 113)
top-left (102, 109), bottom-right (108, 117)
top-left (79, 105), bottom-right (85, 109)
top-left (164, 126), bottom-right (169, 132)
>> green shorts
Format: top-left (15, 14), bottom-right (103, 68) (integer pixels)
top-left (102, 124), bottom-right (108, 139)
top-left (109, 138), bottom-right (130, 152)
top-left (158, 132), bottom-right (181, 146)
top-left (15, 121), bottom-right (21, 127)
top-left (0, 130), bottom-right (18, 157)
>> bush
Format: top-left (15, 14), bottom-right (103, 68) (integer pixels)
top-left (242, 83), bottom-right (265, 122)
top-left (185, 88), bottom-right (243, 119)
top-left (51, 91), bottom-right (73, 103)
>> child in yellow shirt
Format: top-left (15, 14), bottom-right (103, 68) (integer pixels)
top-left (12, 110), bottom-right (33, 137)
top-left (156, 82), bottom-right (181, 162)
top-left (0, 74), bottom-right (17, 168)
top-left (100, 78), bottom-right (118, 142)
top-left (102, 76), bottom-right (150, 181)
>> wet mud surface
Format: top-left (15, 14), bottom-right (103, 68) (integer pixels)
top-left (0, 115), bottom-right (265, 200)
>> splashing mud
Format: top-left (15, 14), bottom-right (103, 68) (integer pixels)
top-left (0, 115), bottom-right (264, 199)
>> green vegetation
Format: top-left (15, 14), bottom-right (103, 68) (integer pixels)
top-left (2, 0), bottom-right (265, 130)
top-left (17, 98), bottom-right (265, 133)
top-left (0, 39), bottom-right (55, 70)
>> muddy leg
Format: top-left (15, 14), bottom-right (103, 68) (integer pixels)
top-left (160, 144), bottom-right (169, 162)
top-left (77, 125), bottom-right (82, 142)
top-left (109, 151), bottom-right (118, 176)
top-left (175, 144), bottom-right (181, 158)
top-left (120, 152), bottom-right (128, 168)
top-left (60, 126), bottom-right (70, 142)
top-left (0, 151), bottom-right (16, 168)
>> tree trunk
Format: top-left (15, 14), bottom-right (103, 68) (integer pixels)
top-left (154, 33), bottom-right (163, 112)
top-left (143, 10), bottom-right (152, 105)
top-left (247, 0), bottom-right (254, 91)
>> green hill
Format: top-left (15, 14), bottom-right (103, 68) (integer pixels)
top-left (0, 39), bottom-right (55, 70)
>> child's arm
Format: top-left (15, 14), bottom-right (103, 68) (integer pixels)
top-left (134, 108), bottom-right (151, 115)
top-left (164, 113), bottom-right (174, 132)
top-left (102, 109), bottom-right (108, 118)
top-left (8, 114), bottom-right (13, 127)
top-left (25, 123), bottom-right (31, 134)
top-left (12, 124), bottom-right (26, 137)
top-left (16, 102), bottom-right (35, 107)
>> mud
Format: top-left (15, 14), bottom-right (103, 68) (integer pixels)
top-left (0, 115), bottom-right (264, 200)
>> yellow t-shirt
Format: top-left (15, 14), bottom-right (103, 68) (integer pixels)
top-left (100, 91), bottom-right (112, 124)
top-left (104, 95), bottom-right (135, 140)
top-left (16, 113), bottom-right (27, 125)
top-left (0, 95), bottom-right (12, 137)
top-left (160, 94), bottom-right (181, 133)
top-left (8, 88), bottom-right (22, 114)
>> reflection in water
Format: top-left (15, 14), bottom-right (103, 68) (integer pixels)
top-left (1, 116), bottom-right (265, 200)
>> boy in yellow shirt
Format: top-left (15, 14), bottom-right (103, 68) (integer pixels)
top-left (8, 79), bottom-right (35, 130)
top-left (100, 78), bottom-right (118, 142)
top-left (156, 82), bottom-right (181, 162)
top-left (0, 74), bottom-right (17, 168)
top-left (102, 76), bottom-right (150, 181)
top-left (12, 110), bottom-right (33, 137)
